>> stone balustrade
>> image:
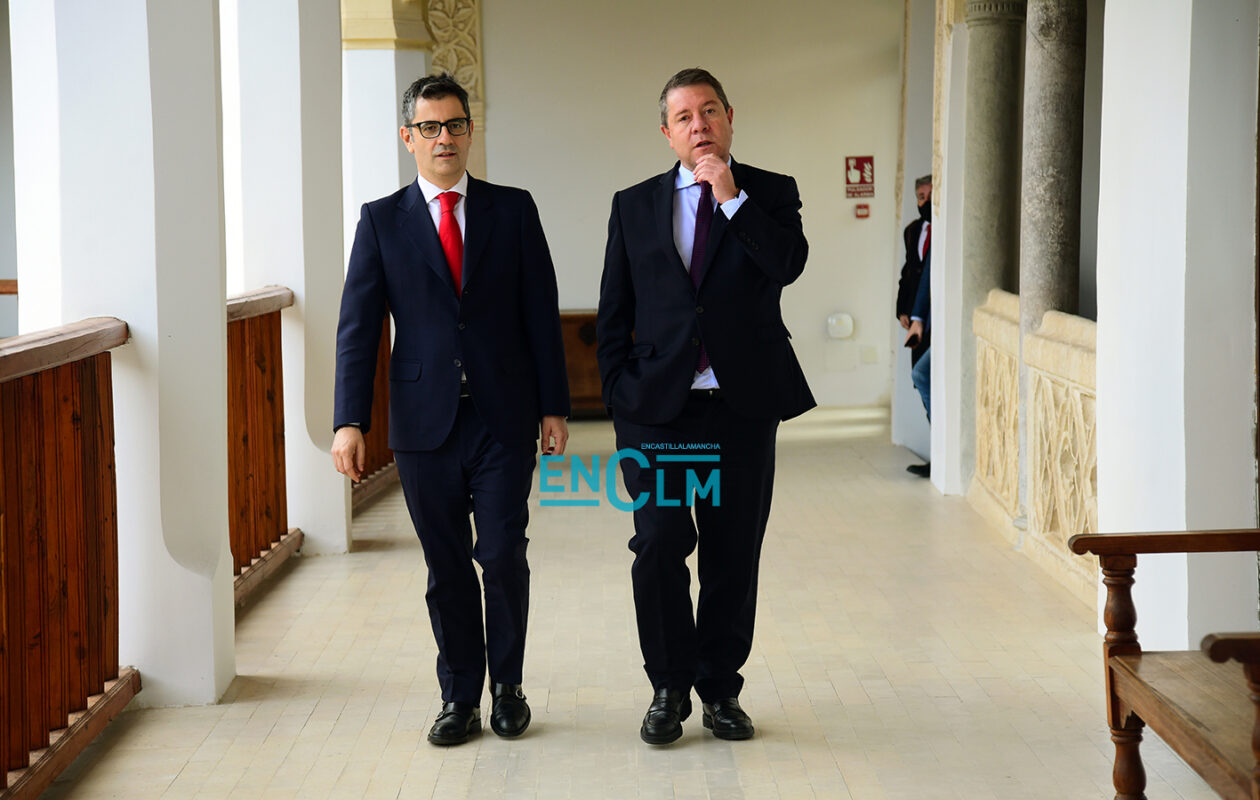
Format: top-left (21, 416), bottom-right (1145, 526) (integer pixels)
top-left (1024, 309), bottom-right (1098, 601)
top-left (973, 289), bottom-right (1020, 517)
top-left (971, 289), bottom-right (1098, 607)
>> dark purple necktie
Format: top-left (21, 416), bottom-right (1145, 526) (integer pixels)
top-left (689, 181), bottom-right (713, 372)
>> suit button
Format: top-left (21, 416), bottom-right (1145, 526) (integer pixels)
top-left (696, 306), bottom-right (704, 314)
top-left (457, 323), bottom-right (466, 330)
top-left (453, 358), bottom-right (462, 368)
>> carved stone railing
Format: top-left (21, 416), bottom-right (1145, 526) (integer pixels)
top-left (1025, 310), bottom-right (1098, 594)
top-left (972, 289), bottom-right (1020, 517)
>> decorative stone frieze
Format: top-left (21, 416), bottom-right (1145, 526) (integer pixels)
top-left (973, 290), bottom-right (1020, 516)
top-left (427, 0), bottom-right (485, 176)
top-left (428, 0), bottom-right (483, 102)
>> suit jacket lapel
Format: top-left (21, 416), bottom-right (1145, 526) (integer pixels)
top-left (397, 180), bottom-right (458, 295)
top-left (461, 175), bottom-right (494, 292)
top-left (656, 166), bottom-right (692, 289)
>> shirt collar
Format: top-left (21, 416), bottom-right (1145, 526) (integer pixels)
top-left (416, 171), bottom-right (469, 205)
top-left (674, 157), bottom-right (733, 190)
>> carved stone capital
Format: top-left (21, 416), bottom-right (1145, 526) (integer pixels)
top-left (342, 0), bottom-right (433, 50)
top-left (966, 0), bottom-right (1027, 26)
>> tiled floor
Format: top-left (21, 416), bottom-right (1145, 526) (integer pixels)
top-left (44, 408), bottom-right (1215, 799)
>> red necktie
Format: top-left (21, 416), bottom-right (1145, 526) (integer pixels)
top-left (921, 221), bottom-right (930, 260)
top-left (690, 181), bottom-right (713, 373)
top-left (438, 191), bottom-right (463, 294)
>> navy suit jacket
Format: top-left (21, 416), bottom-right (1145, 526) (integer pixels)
top-left (910, 235), bottom-right (931, 326)
top-left (896, 218), bottom-right (928, 319)
top-left (334, 176), bottom-right (570, 451)
top-left (597, 160), bottom-right (815, 425)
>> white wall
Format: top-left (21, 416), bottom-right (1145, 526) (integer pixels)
top-left (481, 0), bottom-right (905, 408)
top-left (1096, 0), bottom-right (1259, 649)
top-left (0, 0), bottom-right (16, 338)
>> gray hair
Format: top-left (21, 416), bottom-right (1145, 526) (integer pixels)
top-left (401, 72), bottom-right (471, 125)
top-left (658, 67), bottom-right (730, 127)
top-left (914, 174), bottom-right (933, 189)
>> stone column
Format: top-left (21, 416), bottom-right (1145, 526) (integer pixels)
top-left (961, 0), bottom-right (1025, 488)
top-left (1017, 0), bottom-right (1086, 513)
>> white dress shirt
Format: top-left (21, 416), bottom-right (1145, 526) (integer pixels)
top-left (673, 161), bottom-right (748, 390)
top-left (418, 172), bottom-right (469, 380)
top-left (416, 171), bottom-right (469, 244)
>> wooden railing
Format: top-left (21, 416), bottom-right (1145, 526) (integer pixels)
top-left (351, 317), bottom-right (395, 509)
top-left (0, 317), bottom-right (139, 799)
top-left (226, 288), bottom-right (302, 605)
top-left (0, 280), bottom-right (15, 296)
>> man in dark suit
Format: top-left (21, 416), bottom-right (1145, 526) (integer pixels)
top-left (902, 175), bottom-right (932, 476)
top-left (597, 68), bottom-right (815, 745)
top-left (332, 73), bottom-right (569, 746)
top-left (897, 175), bottom-right (932, 476)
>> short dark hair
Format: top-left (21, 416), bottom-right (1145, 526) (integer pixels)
top-left (401, 72), bottom-right (471, 124)
top-left (914, 174), bottom-right (933, 189)
top-left (658, 68), bottom-right (730, 127)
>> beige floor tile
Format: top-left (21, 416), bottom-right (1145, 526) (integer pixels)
top-left (40, 409), bottom-right (1221, 799)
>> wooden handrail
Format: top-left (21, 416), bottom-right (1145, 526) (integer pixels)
top-left (0, 317), bottom-right (129, 384)
top-left (1069, 529), bottom-right (1260, 556)
top-left (1202, 633), bottom-right (1260, 663)
top-left (0, 279), bottom-right (15, 295)
top-left (226, 286), bottom-right (295, 323)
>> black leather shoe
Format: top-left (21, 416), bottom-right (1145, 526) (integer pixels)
top-left (427, 701), bottom-right (481, 746)
top-left (907, 462), bottom-right (931, 478)
top-left (702, 697), bottom-right (755, 740)
top-left (490, 683), bottom-right (531, 737)
top-left (640, 687), bottom-right (692, 745)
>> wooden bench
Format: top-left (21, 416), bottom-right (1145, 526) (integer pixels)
top-left (1069, 531), bottom-right (1260, 800)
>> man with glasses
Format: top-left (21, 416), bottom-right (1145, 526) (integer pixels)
top-left (597, 68), bottom-right (815, 745)
top-left (332, 73), bottom-right (570, 746)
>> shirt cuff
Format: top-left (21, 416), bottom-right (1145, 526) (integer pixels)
top-left (910, 316), bottom-right (923, 323)
top-left (720, 190), bottom-right (748, 218)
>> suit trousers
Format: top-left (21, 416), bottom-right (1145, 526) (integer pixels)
top-left (394, 397), bottom-right (537, 704)
top-left (613, 391), bottom-right (779, 703)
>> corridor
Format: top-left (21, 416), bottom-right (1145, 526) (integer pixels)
top-left (41, 409), bottom-right (1212, 799)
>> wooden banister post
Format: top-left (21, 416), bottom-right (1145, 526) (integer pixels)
top-left (1100, 553), bottom-right (1146, 800)
top-left (1245, 663), bottom-right (1260, 799)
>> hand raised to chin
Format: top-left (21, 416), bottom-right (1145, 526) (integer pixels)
top-left (692, 154), bottom-right (738, 203)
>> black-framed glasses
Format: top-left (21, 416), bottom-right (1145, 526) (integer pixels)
top-left (407, 118), bottom-right (471, 139)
